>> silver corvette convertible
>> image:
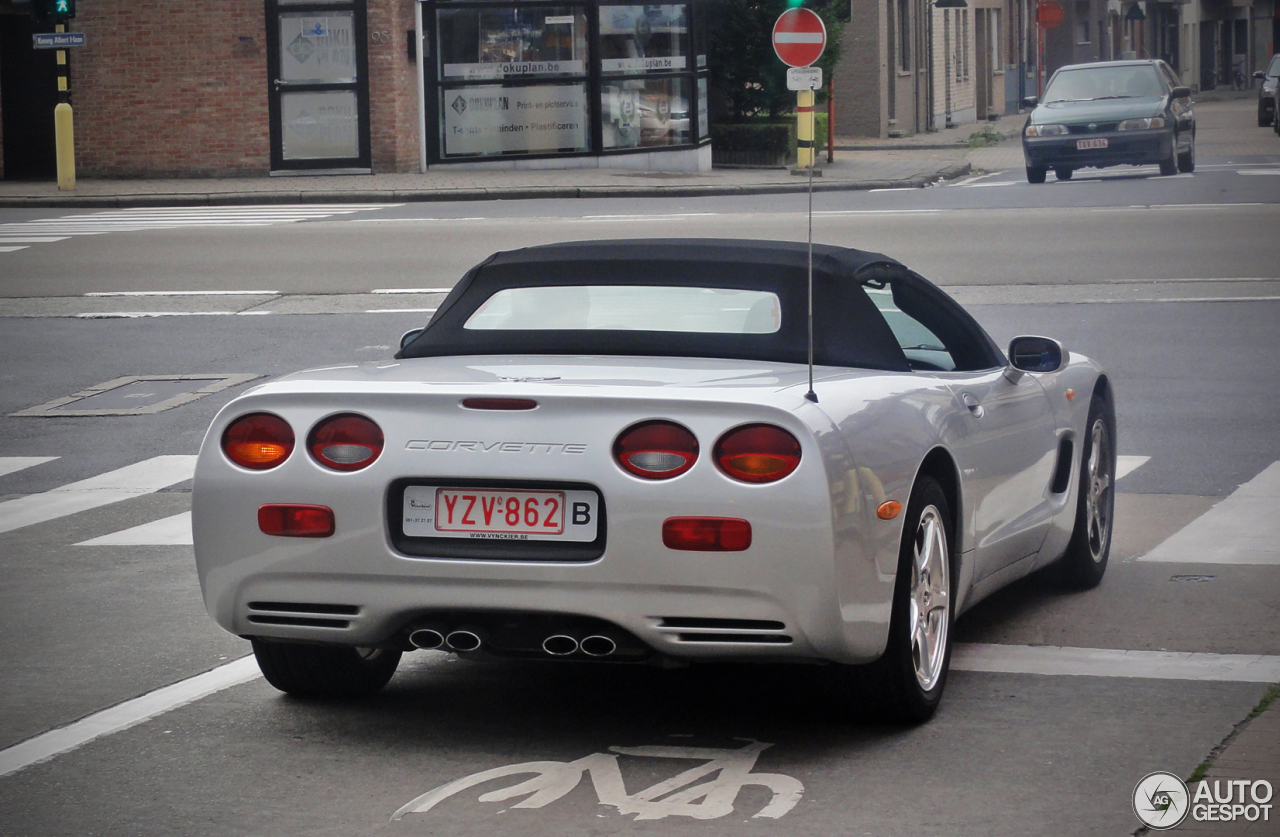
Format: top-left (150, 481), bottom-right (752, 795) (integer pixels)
top-left (193, 239), bottom-right (1115, 722)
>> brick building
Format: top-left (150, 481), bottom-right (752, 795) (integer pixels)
top-left (0, 0), bottom-right (713, 179)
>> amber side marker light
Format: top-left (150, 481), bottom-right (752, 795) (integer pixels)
top-left (877, 501), bottom-right (903, 520)
top-left (222, 413), bottom-right (294, 470)
top-left (663, 517), bottom-right (752, 551)
top-left (1065, 388), bottom-right (1076, 401)
top-left (258, 504), bottom-right (335, 538)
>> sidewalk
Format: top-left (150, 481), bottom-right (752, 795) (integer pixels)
top-left (0, 112), bottom-right (1013, 209)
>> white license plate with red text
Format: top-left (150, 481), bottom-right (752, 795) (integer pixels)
top-left (1076, 138), bottom-right (1108, 150)
top-left (402, 486), bottom-right (599, 542)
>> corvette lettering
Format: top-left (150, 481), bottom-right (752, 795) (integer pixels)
top-left (405, 440), bottom-right (587, 454)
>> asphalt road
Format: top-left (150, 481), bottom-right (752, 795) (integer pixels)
top-left (0, 108), bottom-right (1277, 836)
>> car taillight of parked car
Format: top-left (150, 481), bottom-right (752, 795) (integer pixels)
top-left (714, 424), bottom-right (801, 483)
top-left (613, 420), bottom-right (699, 479)
top-left (308, 414), bottom-right (384, 471)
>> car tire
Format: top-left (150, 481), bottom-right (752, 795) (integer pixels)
top-left (1259, 105), bottom-right (1270, 128)
top-left (1054, 393), bottom-right (1116, 590)
top-left (838, 475), bottom-right (954, 724)
top-left (252, 639), bottom-right (401, 698)
top-left (1054, 166), bottom-right (1073, 181)
top-left (1177, 136), bottom-right (1196, 173)
top-left (1026, 166), bottom-right (1047, 184)
top-left (1158, 144), bottom-right (1178, 176)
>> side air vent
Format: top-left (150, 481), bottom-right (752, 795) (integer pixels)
top-left (676, 633), bottom-right (793, 644)
top-left (657, 617), bottom-right (785, 630)
top-left (655, 617), bottom-right (791, 644)
top-left (1050, 438), bottom-right (1074, 494)
top-left (247, 602), bottom-right (359, 629)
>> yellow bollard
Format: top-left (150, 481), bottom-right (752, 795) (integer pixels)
top-left (55, 102), bottom-right (75, 191)
top-left (796, 89), bottom-right (815, 169)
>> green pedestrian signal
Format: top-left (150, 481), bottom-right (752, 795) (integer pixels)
top-left (32, 0), bottom-right (76, 21)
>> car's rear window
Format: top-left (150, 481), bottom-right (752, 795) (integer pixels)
top-left (464, 285), bottom-right (782, 334)
top-left (1046, 65), bottom-right (1163, 101)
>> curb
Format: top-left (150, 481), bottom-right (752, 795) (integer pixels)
top-left (0, 163), bottom-right (972, 209)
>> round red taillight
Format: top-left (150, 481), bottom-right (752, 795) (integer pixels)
top-left (613, 420), bottom-right (699, 479)
top-left (222, 413), bottom-right (294, 470)
top-left (308, 414), bottom-right (384, 471)
top-left (714, 424), bottom-right (801, 483)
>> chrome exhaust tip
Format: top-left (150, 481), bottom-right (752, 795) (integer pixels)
top-left (542, 634), bottom-right (579, 656)
top-left (445, 629), bottom-right (483, 652)
top-left (407, 627), bottom-right (446, 650)
top-left (579, 635), bottom-right (618, 657)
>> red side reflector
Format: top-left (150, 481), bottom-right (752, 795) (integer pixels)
top-left (462, 398), bottom-right (538, 411)
top-left (258, 504), bottom-right (335, 538)
top-left (662, 517), bottom-right (752, 552)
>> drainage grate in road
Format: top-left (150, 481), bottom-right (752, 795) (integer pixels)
top-left (10, 374), bottom-right (261, 417)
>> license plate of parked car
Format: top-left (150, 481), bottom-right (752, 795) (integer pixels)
top-left (1076, 138), bottom-right (1108, 150)
top-left (402, 486), bottom-right (600, 541)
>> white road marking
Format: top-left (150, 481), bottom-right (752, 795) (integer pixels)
top-left (365, 308), bottom-right (438, 314)
top-left (0, 205), bottom-right (395, 251)
top-left (1238, 170), bottom-right (1280, 175)
top-left (1116, 455), bottom-right (1151, 480)
top-left (85, 290), bottom-right (278, 297)
top-left (0, 655), bottom-right (260, 779)
top-left (394, 740), bottom-right (802, 821)
top-left (0, 456), bottom-right (197, 535)
top-left (76, 312), bottom-right (236, 318)
top-left (0, 237), bottom-right (67, 243)
top-left (0, 246), bottom-right (29, 253)
top-left (952, 644), bottom-right (1280, 682)
top-left (1139, 461), bottom-right (1280, 565)
top-left (0, 456), bottom-right (59, 478)
top-left (0, 638), bottom-right (1270, 779)
top-left (76, 511), bottom-right (192, 546)
top-left (371, 288), bottom-right (452, 294)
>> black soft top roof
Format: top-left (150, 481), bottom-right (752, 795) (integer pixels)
top-left (398, 239), bottom-right (1001, 372)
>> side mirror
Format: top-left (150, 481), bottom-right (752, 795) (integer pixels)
top-left (1021, 95), bottom-right (1039, 108)
top-left (1171, 86), bottom-right (1191, 100)
top-left (1254, 71), bottom-right (1266, 80)
top-left (1008, 335), bottom-right (1065, 374)
top-left (399, 328), bottom-right (425, 351)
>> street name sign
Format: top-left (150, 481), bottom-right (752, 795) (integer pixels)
top-left (786, 66), bottom-right (823, 91)
top-left (33, 32), bottom-right (86, 49)
top-left (772, 9), bottom-right (826, 68)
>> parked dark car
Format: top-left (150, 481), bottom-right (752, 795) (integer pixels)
top-left (1021, 59), bottom-right (1195, 183)
top-left (1255, 53), bottom-right (1280, 128)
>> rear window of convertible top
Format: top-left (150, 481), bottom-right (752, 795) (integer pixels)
top-left (463, 285), bottom-right (782, 334)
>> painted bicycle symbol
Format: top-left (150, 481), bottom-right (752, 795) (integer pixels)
top-left (392, 739), bottom-right (803, 822)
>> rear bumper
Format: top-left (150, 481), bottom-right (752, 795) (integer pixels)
top-left (1023, 129), bottom-right (1174, 169)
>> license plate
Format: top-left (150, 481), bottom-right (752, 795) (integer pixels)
top-left (402, 486), bottom-right (600, 542)
top-left (1076, 138), bottom-right (1108, 150)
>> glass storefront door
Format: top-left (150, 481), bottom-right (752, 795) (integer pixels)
top-left (267, 0), bottom-right (372, 171)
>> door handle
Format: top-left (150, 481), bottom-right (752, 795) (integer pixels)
top-left (961, 392), bottom-right (985, 418)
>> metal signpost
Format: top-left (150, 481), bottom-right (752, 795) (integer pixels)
top-left (772, 7), bottom-right (826, 403)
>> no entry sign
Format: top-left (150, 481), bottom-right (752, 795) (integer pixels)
top-left (772, 8), bottom-right (826, 68)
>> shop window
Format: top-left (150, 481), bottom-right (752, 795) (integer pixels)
top-left (602, 77), bottom-right (691, 149)
top-left (437, 7), bottom-right (589, 80)
top-left (442, 82), bottom-right (591, 158)
top-left (599, 5), bottom-right (690, 74)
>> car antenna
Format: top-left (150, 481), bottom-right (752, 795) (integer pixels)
top-left (805, 140), bottom-right (818, 404)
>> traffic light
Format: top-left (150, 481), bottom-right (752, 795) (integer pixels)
top-left (32, 0), bottom-right (76, 22)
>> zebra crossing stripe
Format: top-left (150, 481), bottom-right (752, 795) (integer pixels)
top-left (76, 511), bottom-right (192, 546)
top-left (0, 457), bottom-right (59, 479)
top-left (1139, 461), bottom-right (1280, 565)
top-left (0, 456), bottom-right (196, 535)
